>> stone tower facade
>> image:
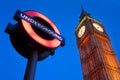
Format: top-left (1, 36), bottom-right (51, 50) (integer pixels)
top-left (75, 9), bottom-right (120, 80)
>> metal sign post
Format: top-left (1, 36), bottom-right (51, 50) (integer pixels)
top-left (24, 50), bottom-right (38, 80)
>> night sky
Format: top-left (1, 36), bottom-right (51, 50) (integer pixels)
top-left (0, 0), bottom-right (120, 80)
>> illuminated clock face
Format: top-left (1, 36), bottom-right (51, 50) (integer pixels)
top-left (78, 25), bottom-right (86, 38)
top-left (93, 23), bottom-right (104, 32)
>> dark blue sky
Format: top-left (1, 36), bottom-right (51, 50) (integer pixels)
top-left (0, 0), bottom-right (120, 80)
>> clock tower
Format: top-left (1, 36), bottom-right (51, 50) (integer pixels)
top-left (75, 9), bottom-right (120, 80)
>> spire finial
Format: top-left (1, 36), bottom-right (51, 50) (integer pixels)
top-left (81, 6), bottom-right (84, 12)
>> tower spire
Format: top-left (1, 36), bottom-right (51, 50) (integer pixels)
top-left (79, 7), bottom-right (90, 21)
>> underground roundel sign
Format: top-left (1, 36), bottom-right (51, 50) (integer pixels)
top-left (14, 10), bottom-right (65, 48)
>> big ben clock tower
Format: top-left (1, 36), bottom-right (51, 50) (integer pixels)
top-left (75, 9), bottom-right (120, 80)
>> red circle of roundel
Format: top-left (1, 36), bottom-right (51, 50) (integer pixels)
top-left (21, 10), bottom-right (61, 48)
